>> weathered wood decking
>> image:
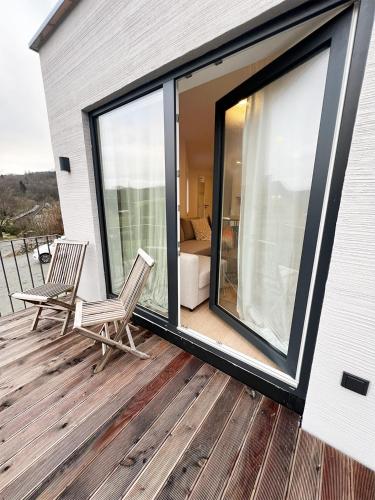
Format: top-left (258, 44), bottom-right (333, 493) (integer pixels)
top-left (0, 307), bottom-right (374, 499)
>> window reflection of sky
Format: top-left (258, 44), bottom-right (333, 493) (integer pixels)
top-left (98, 89), bottom-right (165, 190)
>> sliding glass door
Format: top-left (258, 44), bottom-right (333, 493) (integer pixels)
top-left (97, 89), bottom-right (168, 316)
top-left (211, 11), bottom-right (352, 375)
top-left (92, 7), bottom-right (352, 378)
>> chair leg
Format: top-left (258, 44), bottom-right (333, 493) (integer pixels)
top-left (31, 306), bottom-right (43, 331)
top-left (125, 324), bottom-right (136, 350)
top-left (94, 321), bottom-right (126, 374)
top-left (93, 321), bottom-right (150, 374)
top-left (101, 323), bottom-right (110, 356)
top-left (60, 310), bottom-right (72, 336)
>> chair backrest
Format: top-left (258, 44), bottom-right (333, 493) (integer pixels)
top-left (46, 240), bottom-right (88, 287)
top-left (118, 249), bottom-right (155, 321)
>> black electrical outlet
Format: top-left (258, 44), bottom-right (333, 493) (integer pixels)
top-left (341, 372), bottom-right (369, 396)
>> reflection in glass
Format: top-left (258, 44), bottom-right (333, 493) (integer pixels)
top-left (218, 50), bottom-right (330, 354)
top-left (98, 89), bottom-right (168, 315)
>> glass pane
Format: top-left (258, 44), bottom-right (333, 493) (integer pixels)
top-left (218, 49), bottom-right (330, 354)
top-left (98, 89), bottom-right (168, 316)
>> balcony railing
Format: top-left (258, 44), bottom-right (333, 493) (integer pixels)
top-left (0, 234), bottom-right (61, 317)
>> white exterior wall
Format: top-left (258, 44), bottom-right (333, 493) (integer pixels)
top-left (38, 0), bottom-right (285, 300)
top-left (37, 0), bottom-right (374, 469)
top-left (302, 18), bottom-right (375, 471)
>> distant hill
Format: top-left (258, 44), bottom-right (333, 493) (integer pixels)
top-left (0, 171), bottom-right (62, 238)
top-left (0, 171), bottom-right (59, 207)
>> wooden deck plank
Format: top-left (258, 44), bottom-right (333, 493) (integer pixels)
top-left (0, 350), bottom-right (97, 443)
top-left (122, 370), bottom-right (229, 500)
top-left (286, 430), bottom-right (323, 500)
top-left (0, 336), bottom-right (159, 458)
top-left (0, 338), bottom-right (170, 490)
top-left (0, 312), bottom-right (71, 341)
top-left (0, 341), bottom-right (95, 412)
top-left (51, 356), bottom-right (206, 500)
top-left (0, 325), bottom-right (64, 366)
top-left (0, 342), bottom-right (97, 418)
top-left (0, 334), bottom-right (91, 401)
top-left (0, 326), bottom-right (149, 424)
top-left (222, 397), bottom-right (279, 500)
top-left (0, 329), bottom-right (84, 378)
top-left (252, 406), bottom-right (300, 500)
top-left (83, 364), bottom-right (217, 500)
top-left (0, 330), bottom-right (86, 381)
top-left (0, 324), bottom-right (71, 360)
top-left (156, 377), bottom-right (244, 500)
top-left (188, 390), bottom-right (262, 500)
top-left (0, 343), bottom-right (179, 499)
top-left (0, 309), bottom-right (35, 333)
top-left (352, 460), bottom-right (375, 500)
top-left (0, 329), bottom-right (150, 441)
top-left (320, 444), bottom-right (352, 500)
top-left (0, 311), bottom-right (373, 500)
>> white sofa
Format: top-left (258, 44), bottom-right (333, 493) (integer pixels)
top-left (180, 252), bottom-right (227, 310)
top-left (180, 253), bottom-right (211, 310)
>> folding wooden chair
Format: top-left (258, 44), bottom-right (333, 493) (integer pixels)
top-left (12, 240), bottom-right (88, 336)
top-left (73, 248), bottom-right (155, 373)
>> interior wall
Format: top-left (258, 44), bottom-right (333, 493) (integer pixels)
top-left (186, 167), bottom-right (213, 219)
top-left (179, 139), bottom-right (188, 217)
top-left (178, 60), bottom-right (273, 221)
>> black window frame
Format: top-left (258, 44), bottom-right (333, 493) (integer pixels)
top-left (88, 0), bottom-right (374, 412)
top-left (210, 8), bottom-right (352, 377)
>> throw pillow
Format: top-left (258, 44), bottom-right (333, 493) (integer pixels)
top-left (191, 217), bottom-right (211, 241)
top-left (181, 218), bottom-right (195, 240)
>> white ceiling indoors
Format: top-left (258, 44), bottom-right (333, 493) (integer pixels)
top-left (177, 4), bottom-right (348, 171)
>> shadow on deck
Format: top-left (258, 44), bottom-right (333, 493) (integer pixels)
top-left (0, 307), bottom-right (374, 499)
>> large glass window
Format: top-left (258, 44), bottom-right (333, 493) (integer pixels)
top-left (98, 89), bottom-right (168, 316)
top-left (218, 49), bottom-right (330, 354)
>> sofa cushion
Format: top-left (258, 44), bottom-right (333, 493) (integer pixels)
top-left (180, 218), bottom-right (195, 240)
top-left (180, 239), bottom-right (211, 256)
top-left (198, 255), bottom-right (211, 289)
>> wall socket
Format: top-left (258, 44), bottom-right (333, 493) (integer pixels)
top-left (341, 372), bottom-right (369, 396)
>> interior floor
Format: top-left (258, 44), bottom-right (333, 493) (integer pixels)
top-left (181, 301), bottom-right (277, 369)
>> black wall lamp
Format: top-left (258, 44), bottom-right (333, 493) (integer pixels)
top-left (59, 156), bottom-right (71, 172)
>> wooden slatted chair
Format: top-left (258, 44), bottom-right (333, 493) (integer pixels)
top-left (73, 248), bottom-right (155, 373)
top-left (12, 240), bottom-right (88, 336)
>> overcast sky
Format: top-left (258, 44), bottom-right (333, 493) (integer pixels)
top-left (0, 0), bottom-right (57, 175)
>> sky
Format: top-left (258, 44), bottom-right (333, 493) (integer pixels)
top-left (0, 0), bottom-right (57, 175)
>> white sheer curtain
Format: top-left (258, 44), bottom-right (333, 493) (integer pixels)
top-left (237, 49), bottom-right (330, 354)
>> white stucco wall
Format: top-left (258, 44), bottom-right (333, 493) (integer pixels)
top-left (37, 0), bottom-right (375, 469)
top-left (302, 17), bottom-right (375, 471)
top-left (38, 0), bottom-right (286, 300)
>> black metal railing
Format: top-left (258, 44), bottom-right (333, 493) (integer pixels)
top-left (0, 234), bottom-right (61, 317)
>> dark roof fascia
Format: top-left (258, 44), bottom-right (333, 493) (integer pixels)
top-left (29, 0), bottom-right (80, 52)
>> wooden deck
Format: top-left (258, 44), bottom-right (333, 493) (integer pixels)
top-left (0, 308), bottom-right (374, 499)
